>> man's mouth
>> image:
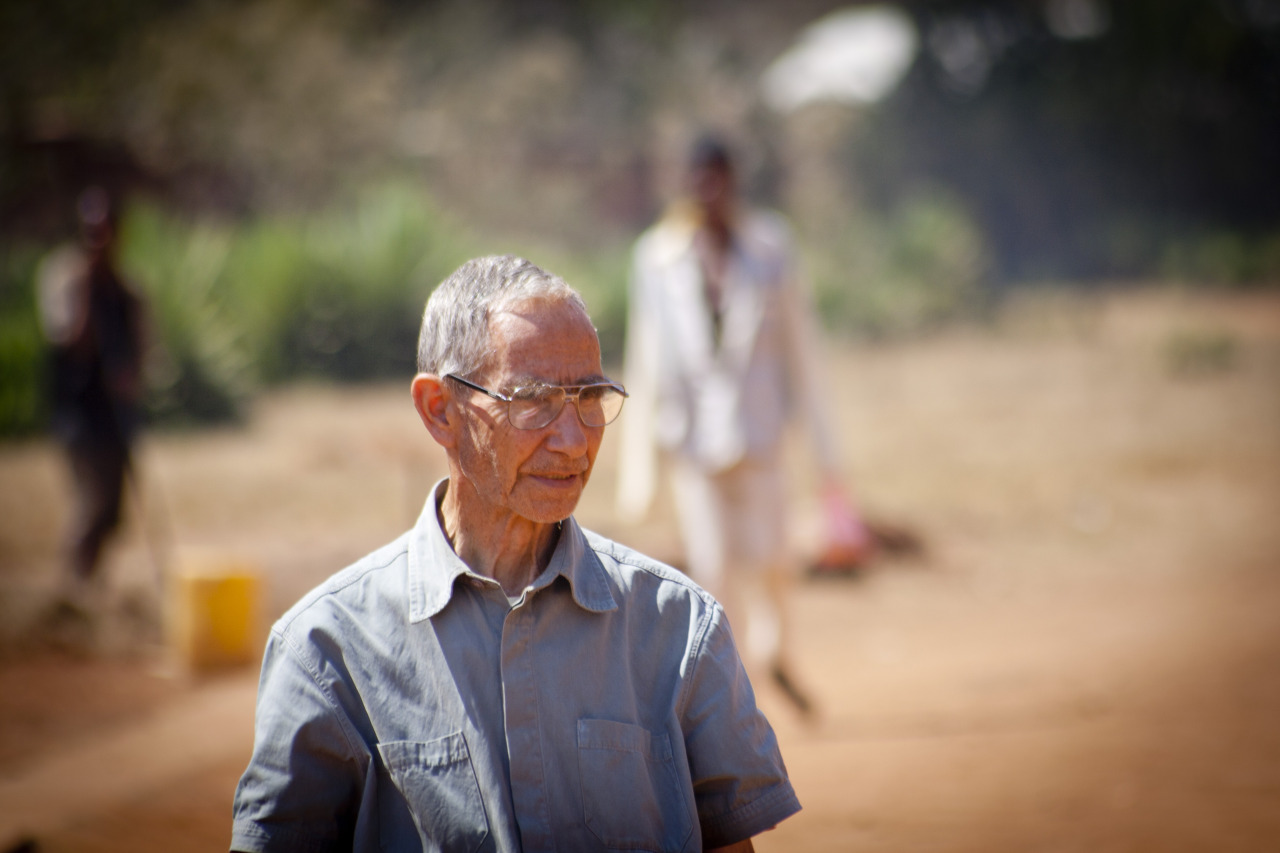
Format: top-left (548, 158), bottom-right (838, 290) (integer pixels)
top-left (528, 469), bottom-right (587, 486)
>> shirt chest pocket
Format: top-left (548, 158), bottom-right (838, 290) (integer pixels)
top-left (577, 719), bottom-right (694, 852)
top-left (377, 733), bottom-right (490, 853)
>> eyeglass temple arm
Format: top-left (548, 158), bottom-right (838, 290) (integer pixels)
top-left (445, 374), bottom-right (512, 403)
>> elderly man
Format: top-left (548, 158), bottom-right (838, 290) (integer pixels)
top-left (231, 255), bottom-right (800, 853)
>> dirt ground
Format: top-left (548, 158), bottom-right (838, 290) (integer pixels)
top-left (1, 288), bottom-right (1277, 852)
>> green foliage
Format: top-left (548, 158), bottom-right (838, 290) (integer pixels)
top-left (863, 0), bottom-right (1280, 282)
top-left (809, 191), bottom-right (990, 337)
top-left (123, 182), bottom-right (476, 422)
top-left (119, 207), bottom-right (250, 427)
top-left (0, 181), bottom-right (480, 434)
top-left (0, 247), bottom-right (47, 437)
top-left (255, 183), bottom-right (472, 382)
top-left (1161, 229), bottom-right (1280, 286)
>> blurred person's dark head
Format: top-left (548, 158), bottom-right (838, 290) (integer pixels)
top-left (686, 134), bottom-right (736, 231)
top-left (76, 186), bottom-right (119, 262)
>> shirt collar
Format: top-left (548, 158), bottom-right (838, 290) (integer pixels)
top-left (408, 478), bottom-right (617, 622)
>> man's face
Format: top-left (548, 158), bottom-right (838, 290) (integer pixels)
top-left (453, 297), bottom-right (607, 525)
top-left (690, 161), bottom-right (735, 222)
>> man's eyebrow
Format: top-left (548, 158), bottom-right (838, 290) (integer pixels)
top-left (508, 372), bottom-right (610, 387)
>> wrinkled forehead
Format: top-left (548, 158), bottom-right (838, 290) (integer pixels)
top-left (484, 297), bottom-right (603, 386)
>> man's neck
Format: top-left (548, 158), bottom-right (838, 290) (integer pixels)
top-left (699, 213), bottom-right (734, 251)
top-left (437, 479), bottom-right (561, 597)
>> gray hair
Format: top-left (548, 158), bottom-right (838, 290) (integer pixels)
top-left (416, 254), bottom-right (589, 376)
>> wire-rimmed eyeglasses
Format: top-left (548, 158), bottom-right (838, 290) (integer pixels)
top-left (446, 374), bottom-right (628, 430)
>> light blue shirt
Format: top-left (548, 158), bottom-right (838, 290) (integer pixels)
top-left (232, 480), bottom-right (800, 852)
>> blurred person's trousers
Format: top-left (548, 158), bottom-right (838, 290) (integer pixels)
top-left (66, 438), bottom-right (129, 581)
top-left (670, 455), bottom-right (797, 668)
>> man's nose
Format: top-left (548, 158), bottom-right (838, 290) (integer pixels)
top-left (544, 397), bottom-right (591, 452)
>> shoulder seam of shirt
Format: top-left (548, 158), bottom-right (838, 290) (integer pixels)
top-left (583, 533), bottom-right (722, 718)
top-left (584, 533), bottom-right (709, 595)
top-left (274, 537), bottom-right (409, 634)
top-left (675, 592), bottom-right (719, 719)
top-left (266, 539), bottom-right (410, 764)
top-left (273, 621), bottom-right (368, 765)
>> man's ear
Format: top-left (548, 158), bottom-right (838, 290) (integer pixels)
top-left (411, 373), bottom-right (456, 448)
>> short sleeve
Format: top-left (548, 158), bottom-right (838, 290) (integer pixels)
top-left (231, 630), bottom-right (370, 853)
top-left (680, 606), bottom-right (802, 847)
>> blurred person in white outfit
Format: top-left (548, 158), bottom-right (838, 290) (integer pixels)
top-left (617, 136), bottom-right (869, 713)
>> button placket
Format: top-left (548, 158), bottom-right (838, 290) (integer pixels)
top-left (501, 598), bottom-right (553, 850)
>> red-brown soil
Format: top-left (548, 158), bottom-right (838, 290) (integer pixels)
top-left (1, 289), bottom-right (1277, 852)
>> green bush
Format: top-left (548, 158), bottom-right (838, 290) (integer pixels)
top-left (1160, 228), bottom-right (1280, 286)
top-left (0, 247), bottom-right (49, 437)
top-left (253, 183), bottom-right (471, 382)
top-left (0, 180), bottom-right (996, 438)
top-left (0, 181), bottom-right (481, 435)
top-left (808, 191), bottom-right (990, 338)
top-left (124, 181), bottom-right (478, 424)
top-left (120, 206), bottom-right (250, 426)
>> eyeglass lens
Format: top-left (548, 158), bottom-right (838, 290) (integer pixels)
top-left (508, 385), bottom-right (624, 429)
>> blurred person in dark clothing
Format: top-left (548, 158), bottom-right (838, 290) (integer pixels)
top-left (37, 186), bottom-right (147, 603)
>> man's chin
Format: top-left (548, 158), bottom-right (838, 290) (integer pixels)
top-left (518, 475), bottom-right (587, 522)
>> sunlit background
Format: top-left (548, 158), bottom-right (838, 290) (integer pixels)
top-left (1, 1), bottom-right (1278, 851)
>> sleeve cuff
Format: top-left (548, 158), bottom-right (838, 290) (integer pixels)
top-left (230, 821), bottom-right (334, 853)
top-left (699, 781), bottom-right (802, 848)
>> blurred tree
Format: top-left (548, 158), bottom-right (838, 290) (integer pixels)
top-left (857, 0), bottom-right (1280, 283)
top-left (3, 0), bottom-right (1277, 287)
top-left (0, 0), bottom-right (189, 239)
